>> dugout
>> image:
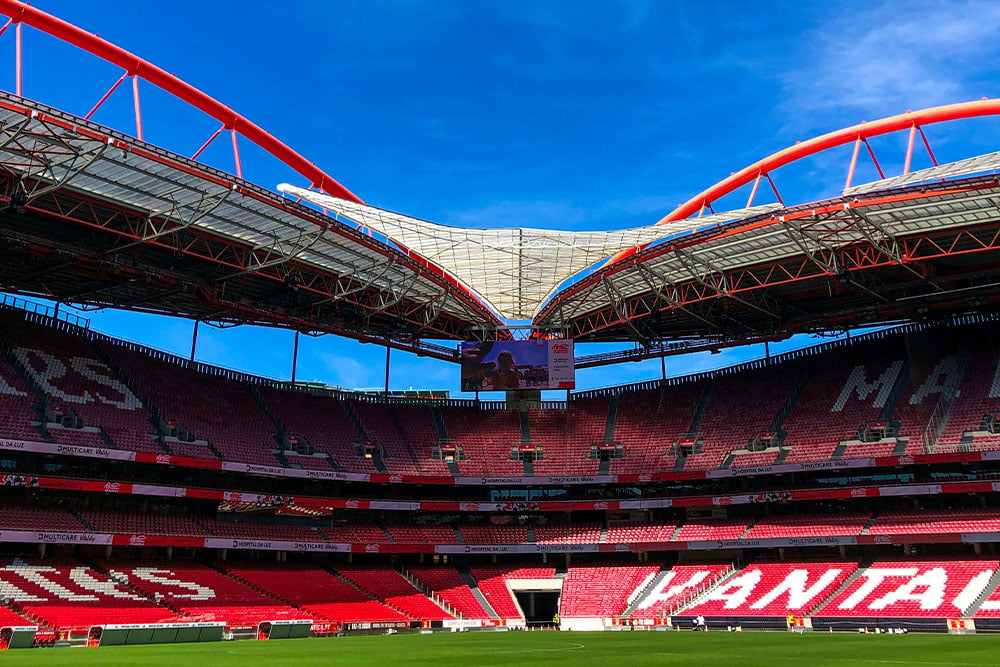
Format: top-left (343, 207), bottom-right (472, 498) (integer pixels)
top-left (91, 622), bottom-right (225, 646)
top-left (0, 626), bottom-right (37, 649)
top-left (258, 620), bottom-right (312, 640)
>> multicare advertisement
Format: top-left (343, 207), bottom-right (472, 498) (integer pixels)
top-left (460, 340), bottom-right (575, 391)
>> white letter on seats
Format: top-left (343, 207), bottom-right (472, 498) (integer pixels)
top-left (70, 357), bottom-right (141, 410)
top-left (837, 568), bottom-right (917, 610)
top-left (696, 570), bottom-right (762, 610)
top-left (952, 569), bottom-right (995, 615)
top-left (750, 568), bottom-right (842, 610)
top-left (69, 567), bottom-right (145, 599)
top-left (909, 356), bottom-right (960, 405)
top-left (7, 564), bottom-right (97, 601)
top-left (833, 361), bottom-right (903, 412)
top-left (0, 369), bottom-right (26, 397)
top-left (0, 569), bottom-right (46, 602)
top-left (634, 570), bottom-right (711, 611)
top-left (125, 568), bottom-right (215, 600)
top-left (869, 567), bottom-right (946, 611)
top-left (12, 348), bottom-right (88, 405)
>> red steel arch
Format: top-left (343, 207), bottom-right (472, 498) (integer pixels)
top-left (0, 0), bottom-right (362, 203)
top-left (662, 99), bottom-right (1000, 224)
top-left (0, 1), bottom-right (511, 327)
top-left (607, 99), bottom-right (1000, 266)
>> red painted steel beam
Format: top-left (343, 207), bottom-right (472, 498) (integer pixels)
top-left (604, 99), bottom-right (1000, 270)
top-left (661, 99), bottom-right (1000, 225)
top-left (541, 180), bottom-right (1000, 326)
top-left (0, 94), bottom-right (501, 328)
top-left (564, 218), bottom-right (1000, 339)
top-left (0, 0), bottom-right (362, 203)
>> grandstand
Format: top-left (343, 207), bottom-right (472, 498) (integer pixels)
top-left (1, 0), bottom-right (1000, 651)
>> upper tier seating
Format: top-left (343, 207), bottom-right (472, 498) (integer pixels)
top-left (0, 351), bottom-right (44, 442)
top-left (936, 337), bottom-right (1000, 453)
top-left (439, 407), bottom-right (524, 476)
top-left (351, 401), bottom-right (448, 475)
top-left (610, 382), bottom-right (704, 473)
top-left (102, 343), bottom-right (275, 464)
top-left (260, 388), bottom-right (371, 473)
top-left (689, 362), bottom-right (805, 470)
top-left (683, 561), bottom-right (858, 617)
top-left (559, 563), bottom-right (662, 617)
top-left (6, 307), bottom-right (1000, 477)
top-left (781, 341), bottom-right (904, 462)
top-left (893, 353), bottom-right (965, 454)
top-left (529, 404), bottom-right (605, 476)
top-left (390, 404), bottom-right (452, 475)
top-left (869, 509), bottom-right (1000, 535)
top-left (3, 314), bottom-right (159, 453)
top-left (744, 514), bottom-right (869, 539)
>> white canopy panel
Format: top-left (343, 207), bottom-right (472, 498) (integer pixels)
top-left (279, 184), bottom-right (778, 320)
top-left (844, 151), bottom-right (1000, 196)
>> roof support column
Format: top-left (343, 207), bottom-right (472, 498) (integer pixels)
top-left (189, 320), bottom-right (200, 364)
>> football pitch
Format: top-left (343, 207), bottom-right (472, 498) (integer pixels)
top-left (7, 632), bottom-right (1000, 666)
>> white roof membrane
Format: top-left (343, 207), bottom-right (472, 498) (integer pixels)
top-left (279, 184), bottom-right (777, 320)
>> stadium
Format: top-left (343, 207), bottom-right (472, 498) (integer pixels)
top-left (2, 0), bottom-right (1000, 663)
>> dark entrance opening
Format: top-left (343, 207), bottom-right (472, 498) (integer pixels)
top-left (513, 591), bottom-right (560, 628)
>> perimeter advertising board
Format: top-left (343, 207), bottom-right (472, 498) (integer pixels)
top-left (460, 340), bottom-right (574, 391)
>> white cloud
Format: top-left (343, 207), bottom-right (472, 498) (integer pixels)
top-left (781, 1), bottom-right (1000, 123)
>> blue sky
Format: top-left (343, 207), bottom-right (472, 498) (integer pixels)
top-left (7, 0), bottom-right (1000, 394)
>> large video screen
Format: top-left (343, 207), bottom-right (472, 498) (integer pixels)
top-left (460, 340), bottom-right (575, 392)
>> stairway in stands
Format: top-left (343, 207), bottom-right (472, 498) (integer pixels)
top-left (343, 401), bottom-right (387, 473)
top-left (459, 569), bottom-right (500, 619)
top-left (604, 395), bottom-right (619, 444)
top-left (519, 409), bottom-right (532, 475)
top-left (620, 566), bottom-right (669, 618)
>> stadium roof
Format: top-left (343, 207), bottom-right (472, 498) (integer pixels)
top-left (2, 0), bottom-right (1000, 362)
top-left (279, 184), bottom-right (779, 321)
top-left (0, 93), bottom-right (502, 359)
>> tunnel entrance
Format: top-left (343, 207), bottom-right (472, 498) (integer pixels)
top-left (513, 591), bottom-right (560, 628)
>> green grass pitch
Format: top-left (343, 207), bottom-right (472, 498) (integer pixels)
top-left (8, 631), bottom-right (1000, 666)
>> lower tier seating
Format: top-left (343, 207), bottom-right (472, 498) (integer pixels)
top-left (407, 567), bottom-right (492, 619)
top-left (468, 567), bottom-right (556, 620)
top-left (560, 563), bottom-right (662, 617)
top-left (682, 561), bottom-right (858, 617)
top-left (219, 562), bottom-right (406, 624)
top-left (101, 561), bottom-right (302, 629)
top-left (0, 559), bottom-right (181, 630)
